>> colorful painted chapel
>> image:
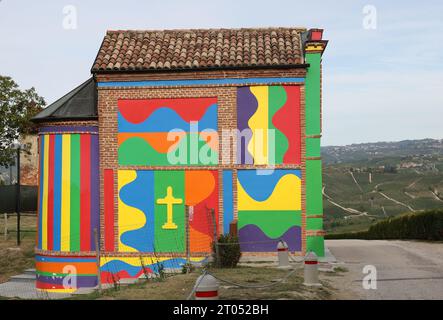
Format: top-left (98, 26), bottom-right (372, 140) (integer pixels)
top-left (31, 27), bottom-right (328, 291)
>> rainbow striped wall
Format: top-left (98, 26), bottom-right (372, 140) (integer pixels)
top-left (37, 126), bottom-right (99, 252)
top-left (36, 255), bottom-right (98, 291)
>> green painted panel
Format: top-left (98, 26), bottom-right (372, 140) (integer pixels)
top-left (118, 133), bottom-right (218, 166)
top-left (306, 235), bottom-right (324, 257)
top-left (307, 217), bottom-right (323, 230)
top-left (70, 134), bottom-right (80, 251)
top-left (238, 210), bottom-right (302, 238)
top-left (305, 53), bottom-right (321, 136)
top-left (306, 137), bottom-right (321, 158)
top-left (306, 160), bottom-right (323, 215)
top-left (154, 170), bottom-right (185, 252)
top-left (268, 86), bottom-right (288, 164)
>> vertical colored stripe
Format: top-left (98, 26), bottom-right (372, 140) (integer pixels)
top-left (38, 136), bottom-right (45, 249)
top-left (80, 134), bottom-right (91, 251)
top-left (70, 134), bottom-right (81, 251)
top-left (90, 135), bottom-right (100, 251)
top-left (41, 135), bottom-right (49, 250)
top-left (222, 170), bottom-right (233, 235)
top-left (47, 135), bottom-right (55, 250)
top-left (53, 135), bottom-right (62, 251)
top-left (104, 169), bottom-right (115, 251)
top-left (61, 134), bottom-right (71, 251)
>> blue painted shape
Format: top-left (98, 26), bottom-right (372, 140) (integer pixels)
top-left (98, 77), bottom-right (305, 88)
top-left (223, 170), bottom-right (233, 235)
top-left (35, 255), bottom-right (96, 263)
top-left (38, 136), bottom-right (45, 250)
top-left (118, 104), bottom-right (217, 133)
top-left (53, 134), bottom-right (62, 251)
top-left (119, 170), bottom-right (155, 252)
top-left (237, 169), bottom-right (301, 201)
top-left (100, 258), bottom-right (189, 276)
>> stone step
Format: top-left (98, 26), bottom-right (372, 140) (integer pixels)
top-left (9, 274), bottom-right (36, 283)
top-left (23, 269), bottom-right (36, 276)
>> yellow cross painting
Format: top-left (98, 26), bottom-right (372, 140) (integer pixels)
top-left (156, 186), bottom-right (183, 229)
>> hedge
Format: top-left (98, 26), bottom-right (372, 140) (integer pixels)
top-left (325, 209), bottom-right (443, 241)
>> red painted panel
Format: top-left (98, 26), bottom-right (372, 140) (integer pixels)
top-left (118, 98), bottom-right (217, 124)
top-left (273, 86), bottom-right (302, 164)
top-left (80, 134), bottom-right (91, 251)
top-left (103, 169), bottom-right (115, 252)
top-left (47, 135), bottom-right (55, 250)
top-left (311, 30), bottom-right (323, 40)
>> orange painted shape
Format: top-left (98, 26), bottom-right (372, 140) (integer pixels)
top-left (118, 132), bottom-right (186, 153)
top-left (185, 171), bottom-right (215, 206)
top-left (189, 226), bottom-right (212, 253)
top-left (36, 262), bottom-right (97, 274)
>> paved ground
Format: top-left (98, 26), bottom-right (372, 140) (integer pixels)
top-left (326, 240), bottom-right (443, 300)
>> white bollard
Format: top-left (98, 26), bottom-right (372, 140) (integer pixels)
top-left (303, 251), bottom-right (322, 287)
top-left (195, 274), bottom-right (219, 300)
top-left (277, 240), bottom-right (290, 268)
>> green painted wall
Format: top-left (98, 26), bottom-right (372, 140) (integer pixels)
top-left (305, 50), bottom-right (324, 257)
top-left (305, 53), bottom-right (321, 136)
top-left (306, 137), bottom-right (321, 158)
top-left (154, 170), bottom-right (185, 252)
top-left (306, 235), bottom-right (324, 257)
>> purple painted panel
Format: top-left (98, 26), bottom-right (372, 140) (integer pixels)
top-left (237, 87), bottom-right (258, 164)
top-left (39, 126), bottom-right (99, 134)
top-left (239, 224), bottom-right (301, 252)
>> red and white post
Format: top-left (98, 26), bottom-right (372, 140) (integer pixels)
top-left (195, 274), bottom-right (219, 300)
top-left (277, 240), bottom-right (290, 268)
top-left (303, 251), bottom-right (322, 286)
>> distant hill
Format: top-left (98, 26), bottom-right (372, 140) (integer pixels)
top-left (321, 139), bottom-right (443, 234)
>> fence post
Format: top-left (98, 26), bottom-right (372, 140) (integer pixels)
top-left (185, 205), bottom-right (190, 268)
top-left (229, 220), bottom-right (238, 237)
top-left (4, 213), bottom-right (7, 241)
top-left (210, 208), bottom-right (220, 267)
top-left (94, 228), bottom-right (102, 293)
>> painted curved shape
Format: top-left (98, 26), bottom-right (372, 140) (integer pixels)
top-left (189, 226), bottom-right (213, 253)
top-left (237, 169), bottom-right (301, 202)
top-left (247, 86), bottom-right (269, 165)
top-left (185, 171), bottom-right (215, 206)
top-left (238, 210), bottom-right (302, 238)
top-left (119, 170), bottom-right (155, 252)
top-left (237, 87), bottom-right (258, 164)
top-left (118, 134), bottom-right (218, 166)
top-left (118, 98), bottom-right (217, 124)
top-left (272, 86), bottom-right (301, 164)
top-left (237, 174), bottom-right (302, 211)
top-left (185, 170), bottom-right (218, 248)
top-left (268, 86), bottom-right (289, 164)
top-left (118, 170), bottom-right (147, 252)
top-left (118, 104), bottom-right (217, 133)
top-left (239, 224), bottom-right (301, 252)
top-left (118, 137), bottom-right (177, 165)
top-left (118, 132), bottom-right (186, 153)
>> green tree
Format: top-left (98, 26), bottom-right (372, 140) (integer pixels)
top-left (0, 76), bottom-right (45, 166)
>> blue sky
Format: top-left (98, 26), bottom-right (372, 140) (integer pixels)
top-left (0, 0), bottom-right (442, 145)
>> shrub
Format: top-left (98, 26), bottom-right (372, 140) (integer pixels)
top-left (325, 210), bottom-right (443, 241)
top-left (212, 234), bottom-right (242, 268)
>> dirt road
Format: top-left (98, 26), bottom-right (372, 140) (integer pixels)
top-left (326, 240), bottom-right (443, 300)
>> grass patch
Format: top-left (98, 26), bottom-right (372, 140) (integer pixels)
top-left (71, 266), bottom-right (334, 300)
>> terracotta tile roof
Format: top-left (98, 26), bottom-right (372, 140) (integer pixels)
top-left (91, 27), bottom-right (306, 73)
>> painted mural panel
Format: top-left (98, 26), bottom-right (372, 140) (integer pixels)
top-left (237, 86), bottom-right (301, 165)
top-left (35, 255), bottom-right (98, 291)
top-left (117, 98), bottom-right (218, 166)
top-left (37, 132), bottom-right (99, 252)
top-left (100, 256), bottom-right (208, 284)
top-left (117, 170), bottom-right (218, 254)
top-left (237, 169), bottom-right (302, 252)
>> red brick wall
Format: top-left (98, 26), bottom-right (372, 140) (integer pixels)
top-left (97, 67), bottom-right (308, 256)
